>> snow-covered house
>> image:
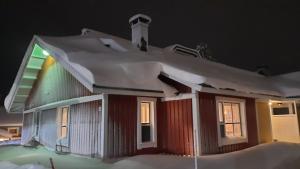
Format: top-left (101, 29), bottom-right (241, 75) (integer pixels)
top-left (4, 14), bottom-right (300, 158)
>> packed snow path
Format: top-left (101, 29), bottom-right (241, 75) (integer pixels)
top-left (112, 142), bottom-right (300, 169)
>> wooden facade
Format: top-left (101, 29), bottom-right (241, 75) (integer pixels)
top-left (25, 56), bottom-right (90, 109)
top-left (199, 92), bottom-right (259, 154)
top-left (157, 99), bottom-right (194, 155)
top-left (69, 101), bottom-right (102, 156)
top-left (21, 112), bottom-right (34, 145)
top-left (107, 95), bottom-right (138, 158)
top-left (256, 102), bottom-right (272, 143)
top-left (39, 108), bottom-right (57, 149)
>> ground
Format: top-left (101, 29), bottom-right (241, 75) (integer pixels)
top-left (1, 142), bottom-right (300, 169)
top-left (0, 145), bottom-right (111, 169)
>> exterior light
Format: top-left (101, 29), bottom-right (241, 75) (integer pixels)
top-left (268, 101), bottom-right (272, 106)
top-left (42, 50), bottom-right (49, 56)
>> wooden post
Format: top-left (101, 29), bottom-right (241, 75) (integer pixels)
top-left (49, 158), bottom-right (55, 169)
top-left (192, 89), bottom-right (201, 169)
top-left (100, 94), bottom-right (108, 158)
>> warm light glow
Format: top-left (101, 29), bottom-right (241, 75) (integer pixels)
top-left (42, 50), bottom-right (49, 56)
top-left (0, 138), bottom-right (8, 142)
top-left (141, 102), bottom-right (150, 124)
top-left (268, 101), bottom-right (272, 106)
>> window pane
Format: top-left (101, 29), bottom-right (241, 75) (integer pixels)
top-left (62, 107), bottom-right (68, 126)
top-left (61, 126), bottom-right (67, 138)
top-left (225, 124), bottom-right (234, 137)
top-left (232, 104), bottom-right (241, 123)
top-left (223, 103), bottom-right (233, 123)
top-left (234, 124), bottom-right (242, 137)
top-left (141, 102), bottom-right (150, 124)
top-left (142, 124), bottom-right (151, 142)
top-left (220, 124), bottom-right (225, 137)
top-left (218, 103), bottom-right (223, 122)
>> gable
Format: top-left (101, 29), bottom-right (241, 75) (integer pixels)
top-left (5, 43), bottom-right (90, 112)
top-left (25, 55), bottom-right (91, 110)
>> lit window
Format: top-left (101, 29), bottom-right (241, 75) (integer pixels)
top-left (141, 102), bottom-right (151, 142)
top-left (216, 97), bottom-right (248, 146)
top-left (137, 97), bottom-right (157, 149)
top-left (58, 107), bottom-right (69, 139)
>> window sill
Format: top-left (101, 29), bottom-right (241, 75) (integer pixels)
top-left (219, 137), bottom-right (248, 146)
top-left (138, 141), bottom-right (157, 150)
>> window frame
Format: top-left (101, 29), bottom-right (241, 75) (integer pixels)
top-left (57, 106), bottom-right (70, 140)
top-left (216, 97), bottom-right (248, 146)
top-left (137, 97), bottom-right (157, 150)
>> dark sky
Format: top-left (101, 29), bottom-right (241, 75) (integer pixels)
top-left (1, 0), bottom-right (300, 104)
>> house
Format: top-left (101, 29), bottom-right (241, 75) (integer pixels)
top-left (0, 107), bottom-right (22, 141)
top-left (4, 14), bottom-right (300, 158)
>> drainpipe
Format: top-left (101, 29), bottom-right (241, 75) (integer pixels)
top-left (192, 89), bottom-right (201, 169)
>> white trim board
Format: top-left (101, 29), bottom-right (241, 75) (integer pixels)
top-left (200, 86), bottom-right (281, 100)
top-left (24, 94), bottom-right (103, 114)
top-left (94, 87), bottom-right (164, 97)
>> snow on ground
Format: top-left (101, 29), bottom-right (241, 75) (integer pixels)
top-left (0, 145), bottom-right (110, 169)
top-left (0, 139), bottom-right (21, 146)
top-left (0, 161), bottom-right (46, 169)
top-left (112, 142), bottom-right (300, 169)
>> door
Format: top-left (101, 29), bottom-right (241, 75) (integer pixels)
top-left (270, 101), bottom-right (300, 143)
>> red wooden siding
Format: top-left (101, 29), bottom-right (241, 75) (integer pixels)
top-left (199, 92), bottom-right (258, 154)
top-left (107, 95), bottom-right (138, 158)
top-left (157, 99), bottom-right (194, 155)
top-left (25, 56), bottom-right (91, 109)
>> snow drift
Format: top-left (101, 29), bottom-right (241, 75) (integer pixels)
top-left (111, 142), bottom-right (300, 169)
top-left (0, 161), bottom-right (47, 169)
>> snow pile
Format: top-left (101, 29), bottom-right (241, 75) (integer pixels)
top-left (111, 142), bottom-right (300, 169)
top-left (0, 139), bottom-right (21, 146)
top-left (0, 161), bottom-right (47, 169)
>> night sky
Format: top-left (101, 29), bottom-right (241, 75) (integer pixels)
top-left (1, 0), bottom-right (300, 105)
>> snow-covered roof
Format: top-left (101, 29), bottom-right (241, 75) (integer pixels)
top-left (5, 28), bottom-right (300, 112)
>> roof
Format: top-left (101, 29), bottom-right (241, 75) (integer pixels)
top-left (5, 28), bottom-right (300, 112)
top-left (0, 107), bottom-right (22, 126)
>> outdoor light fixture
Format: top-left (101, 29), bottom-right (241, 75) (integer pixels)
top-left (42, 50), bottom-right (49, 56)
top-left (268, 101), bottom-right (272, 106)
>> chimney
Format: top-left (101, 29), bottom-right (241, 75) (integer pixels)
top-left (129, 14), bottom-right (152, 51)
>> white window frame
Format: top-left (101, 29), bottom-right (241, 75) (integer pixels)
top-left (137, 97), bottom-right (157, 150)
top-left (216, 96), bottom-right (248, 146)
top-left (7, 127), bottom-right (19, 137)
top-left (57, 106), bottom-right (70, 142)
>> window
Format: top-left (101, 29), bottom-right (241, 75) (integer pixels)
top-left (58, 106), bottom-right (69, 139)
top-left (271, 102), bottom-right (295, 115)
top-left (137, 97), bottom-right (157, 149)
top-left (216, 97), bottom-right (248, 146)
top-left (141, 102), bottom-right (151, 142)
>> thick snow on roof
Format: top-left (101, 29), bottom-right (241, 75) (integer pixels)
top-left (270, 71), bottom-right (300, 97)
top-left (36, 29), bottom-right (283, 95)
top-left (5, 28), bottom-right (300, 112)
top-left (112, 142), bottom-right (300, 169)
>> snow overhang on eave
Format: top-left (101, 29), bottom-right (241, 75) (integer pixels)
top-left (5, 36), bottom-right (95, 113)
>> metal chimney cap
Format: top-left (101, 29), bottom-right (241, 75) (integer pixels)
top-left (129, 14), bottom-right (152, 25)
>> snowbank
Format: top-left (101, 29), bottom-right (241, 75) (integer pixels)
top-left (0, 161), bottom-right (47, 169)
top-left (111, 142), bottom-right (300, 169)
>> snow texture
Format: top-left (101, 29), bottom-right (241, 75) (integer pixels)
top-left (5, 28), bottom-right (300, 111)
top-left (111, 142), bottom-right (300, 169)
top-left (0, 161), bottom-right (47, 169)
